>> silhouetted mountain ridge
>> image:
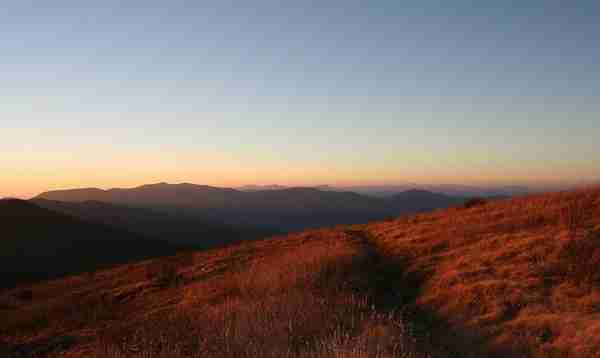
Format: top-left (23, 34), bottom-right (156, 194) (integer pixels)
top-left (37, 183), bottom-right (466, 230)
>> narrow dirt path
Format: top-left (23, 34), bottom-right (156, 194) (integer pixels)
top-left (345, 229), bottom-right (490, 358)
top-left (345, 229), bottom-right (416, 308)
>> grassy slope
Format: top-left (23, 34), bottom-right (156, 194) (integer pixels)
top-left (367, 188), bottom-right (600, 357)
top-left (1, 229), bottom-right (435, 357)
top-left (1, 188), bottom-right (599, 357)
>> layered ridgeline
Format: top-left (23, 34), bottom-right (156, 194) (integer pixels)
top-left (36, 183), bottom-right (465, 231)
top-left (3, 188), bottom-right (599, 356)
top-left (0, 199), bottom-right (176, 289)
top-left (0, 185), bottom-right (464, 289)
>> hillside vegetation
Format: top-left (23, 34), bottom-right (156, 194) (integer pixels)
top-left (1, 230), bottom-right (436, 357)
top-left (367, 187), bottom-right (600, 356)
top-left (1, 188), bottom-right (599, 357)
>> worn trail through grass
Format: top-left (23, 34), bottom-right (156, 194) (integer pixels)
top-left (4, 228), bottom-right (500, 357)
top-left (345, 228), bottom-right (493, 358)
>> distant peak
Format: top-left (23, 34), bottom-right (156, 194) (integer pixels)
top-left (238, 184), bottom-right (289, 191)
top-left (402, 189), bottom-right (435, 194)
top-left (138, 182), bottom-right (170, 188)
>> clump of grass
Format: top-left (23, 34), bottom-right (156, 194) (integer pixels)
top-left (559, 198), bottom-right (590, 239)
top-left (146, 252), bottom-right (194, 288)
top-left (543, 232), bottom-right (600, 290)
top-left (147, 260), bottom-right (180, 287)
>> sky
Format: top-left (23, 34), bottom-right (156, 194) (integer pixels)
top-left (2, 1), bottom-right (600, 198)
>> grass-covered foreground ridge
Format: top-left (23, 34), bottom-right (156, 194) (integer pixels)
top-left (1, 187), bottom-right (599, 357)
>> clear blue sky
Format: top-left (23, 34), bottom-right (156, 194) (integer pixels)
top-left (2, 1), bottom-right (599, 197)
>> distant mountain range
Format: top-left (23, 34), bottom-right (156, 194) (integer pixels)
top-left (238, 184), bottom-right (334, 192)
top-left (0, 199), bottom-right (176, 289)
top-left (237, 183), bottom-right (531, 198)
top-left (336, 184), bottom-right (531, 198)
top-left (36, 183), bottom-right (467, 231)
top-left (238, 184), bottom-right (290, 191)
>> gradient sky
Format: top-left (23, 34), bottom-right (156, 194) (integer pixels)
top-left (2, 1), bottom-right (600, 197)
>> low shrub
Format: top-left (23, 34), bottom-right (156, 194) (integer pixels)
top-left (463, 198), bottom-right (487, 209)
top-left (146, 260), bottom-right (181, 288)
top-left (146, 252), bottom-right (194, 288)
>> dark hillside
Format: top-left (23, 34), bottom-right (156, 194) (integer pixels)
top-left (0, 200), bottom-right (175, 289)
top-left (31, 199), bottom-right (273, 249)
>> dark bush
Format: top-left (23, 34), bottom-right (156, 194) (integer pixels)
top-left (146, 253), bottom-right (193, 288)
top-left (463, 198), bottom-right (487, 209)
top-left (147, 260), bottom-right (181, 288)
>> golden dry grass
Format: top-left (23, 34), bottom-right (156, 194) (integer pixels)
top-left (0, 229), bottom-right (432, 357)
top-left (2, 188), bottom-right (599, 357)
top-left (366, 187), bottom-right (600, 357)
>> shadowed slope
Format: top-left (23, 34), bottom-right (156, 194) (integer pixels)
top-left (0, 199), bottom-right (175, 289)
top-left (31, 199), bottom-right (274, 250)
